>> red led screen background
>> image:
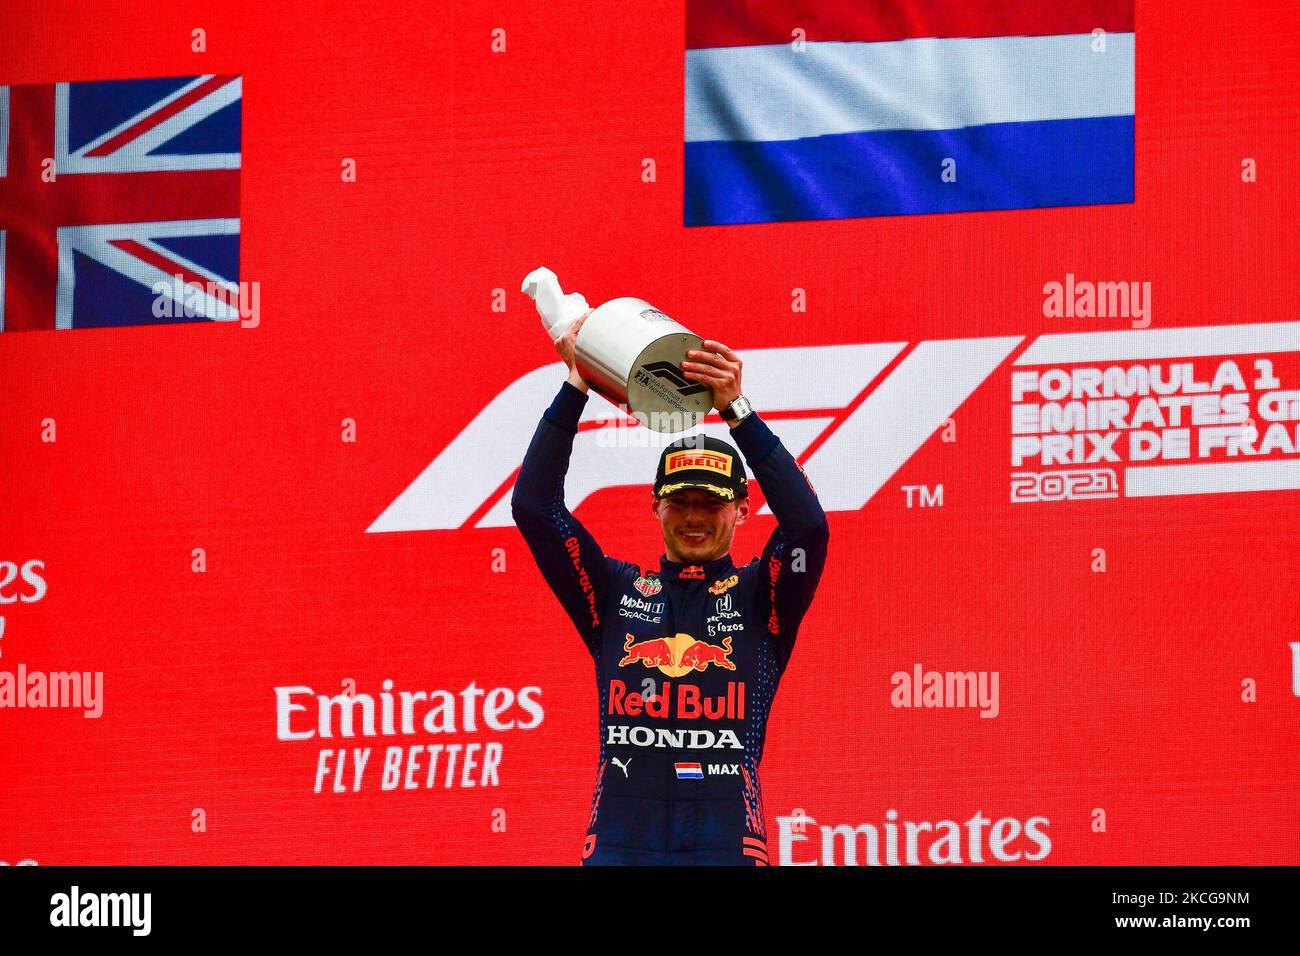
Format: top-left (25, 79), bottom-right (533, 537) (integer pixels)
top-left (1, 0), bottom-right (1297, 865)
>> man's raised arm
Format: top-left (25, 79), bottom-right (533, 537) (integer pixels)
top-left (681, 338), bottom-right (830, 673)
top-left (731, 410), bottom-right (831, 671)
top-left (510, 373), bottom-right (611, 657)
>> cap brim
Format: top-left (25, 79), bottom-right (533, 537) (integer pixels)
top-left (655, 480), bottom-right (742, 501)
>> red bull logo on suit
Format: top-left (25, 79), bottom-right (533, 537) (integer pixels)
top-left (618, 632), bottom-right (736, 676)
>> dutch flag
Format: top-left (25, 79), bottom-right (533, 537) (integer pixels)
top-left (685, 1), bottom-right (1135, 225)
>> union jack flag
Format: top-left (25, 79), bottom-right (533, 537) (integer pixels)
top-left (0, 74), bottom-right (242, 332)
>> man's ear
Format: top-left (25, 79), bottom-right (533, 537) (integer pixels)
top-left (650, 493), bottom-right (660, 518)
top-left (735, 497), bottom-right (750, 525)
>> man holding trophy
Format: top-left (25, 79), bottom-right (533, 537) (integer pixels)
top-left (512, 271), bottom-right (830, 865)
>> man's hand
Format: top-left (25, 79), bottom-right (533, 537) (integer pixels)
top-left (555, 311), bottom-right (591, 391)
top-left (682, 339), bottom-right (742, 414)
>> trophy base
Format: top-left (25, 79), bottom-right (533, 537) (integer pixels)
top-left (625, 333), bottom-right (712, 434)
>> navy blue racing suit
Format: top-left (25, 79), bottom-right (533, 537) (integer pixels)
top-left (511, 380), bottom-right (830, 865)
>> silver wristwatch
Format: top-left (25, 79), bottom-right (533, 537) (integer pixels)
top-left (720, 395), bottom-right (754, 423)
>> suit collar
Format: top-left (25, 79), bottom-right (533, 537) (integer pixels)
top-left (656, 552), bottom-right (734, 582)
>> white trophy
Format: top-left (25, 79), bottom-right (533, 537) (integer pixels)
top-left (522, 267), bottom-right (713, 434)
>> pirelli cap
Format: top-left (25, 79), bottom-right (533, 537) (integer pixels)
top-left (653, 435), bottom-right (749, 501)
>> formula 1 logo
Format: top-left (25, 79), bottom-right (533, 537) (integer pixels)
top-left (368, 324), bottom-right (1300, 533)
top-left (637, 361), bottom-right (710, 397)
top-left (618, 632), bottom-right (736, 676)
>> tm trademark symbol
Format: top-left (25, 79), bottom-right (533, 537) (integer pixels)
top-left (901, 484), bottom-right (944, 508)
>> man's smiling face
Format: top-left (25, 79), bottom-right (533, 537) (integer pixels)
top-left (652, 487), bottom-right (749, 564)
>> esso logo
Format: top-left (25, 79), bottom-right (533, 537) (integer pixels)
top-left (0, 560), bottom-right (47, 604)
